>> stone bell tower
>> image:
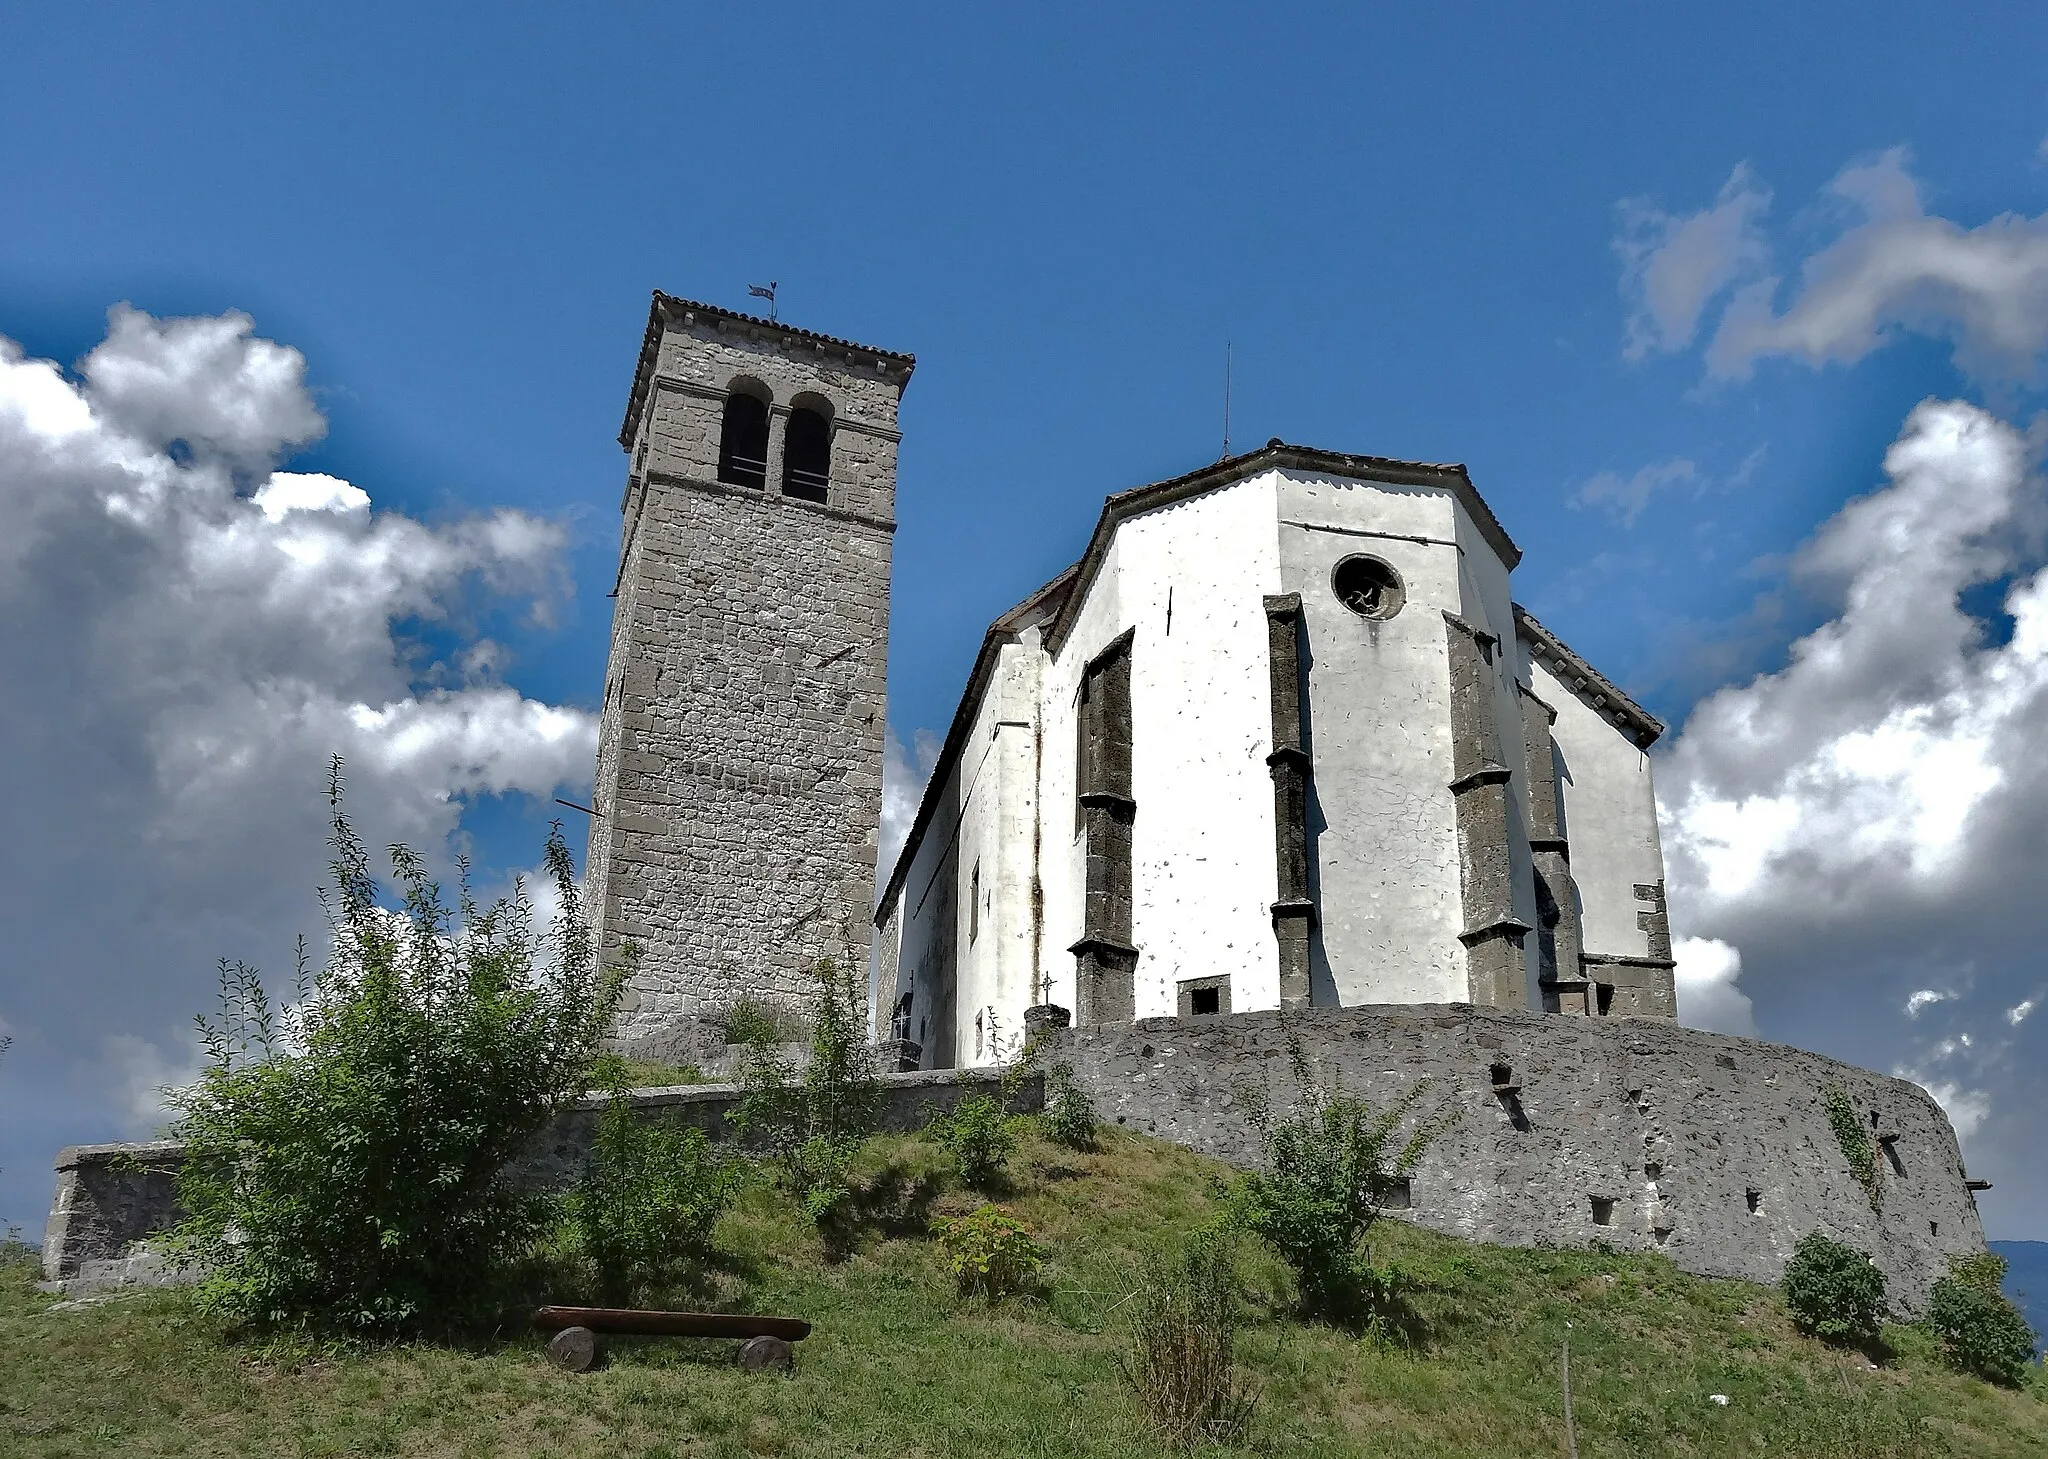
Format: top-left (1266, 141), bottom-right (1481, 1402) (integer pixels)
top-left (587, 292), bottom-right (914, 1062)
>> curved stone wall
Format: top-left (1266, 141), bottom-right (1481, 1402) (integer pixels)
top-left (1040, 1005), bottom-right (1987, 1311)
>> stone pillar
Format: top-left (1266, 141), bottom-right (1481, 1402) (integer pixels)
top-left (764, 402), bottom-right (790, 498)
top-left (1263, 594), bottom-right (1315, 1008)
top-left (1072, 632), bottom-right (1137, 1023)
top-left (1444, 612), bottom-right (1529, 1008)
top-left (1520, 685), bottom-right (1588, 1015)
top-left (1023, 1003), bottom-right (1073, 1038)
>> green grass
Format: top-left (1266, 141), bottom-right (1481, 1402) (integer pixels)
top-left (3, 1127), bottom-right (2043, 1457)
top-left (606, 1059), bottom-right (711, 1089)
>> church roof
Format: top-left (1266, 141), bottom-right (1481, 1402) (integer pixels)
top-left (1514, 605), bottom-right (1666, 749)
top-left (618, 292), bottom-right (917, 448)
top-left (1042, 440), bottom-right (1519, 655)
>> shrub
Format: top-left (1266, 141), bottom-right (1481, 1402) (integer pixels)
top-left (728, 957), bottom-right (879, 1223)
top-left (1925, 1252), bottom-right (2035, 1386)
top-left (720, 996), bottom-right (785, 1048)
top-left (933, 1204), bottom-right (1046, 1298)
top-left (1782, 1230), bottom-right (1887, 1347)
top-left (1230, 1038), bottom-right (1452, 1328)
top-left (572, 1060), bottom-right (741, 1303)
top-left (1040, 1060), bottom-right (1098, 1150)
top-left (167, 761), bottom-right (623, 1333)
top-left (926, 1092), bottom-right (1021, 1187)
top-left (1116, 1233), bottom-right (1258, 1449)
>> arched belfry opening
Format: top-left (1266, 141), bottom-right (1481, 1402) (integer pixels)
top-left (782, 398), bottom-right (832, 503)
top-left (717, 382), bottom-right (771, 488)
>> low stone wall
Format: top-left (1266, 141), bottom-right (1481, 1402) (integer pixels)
top-left (42, 1007), bottom-right (1989, 1312)
top-left (1039, 1005), bottom-right (1986, 1311)
top-left (41, 1065), bottom-right (1038, 1291)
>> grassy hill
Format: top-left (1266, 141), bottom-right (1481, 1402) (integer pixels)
top-left (3, 1125), bottom-right (2043, 1458)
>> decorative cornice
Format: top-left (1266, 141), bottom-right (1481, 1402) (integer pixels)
top-left (1513, 605), bottom-right (1665, 749)
top-left (620, 291), bottom-right (916, 449)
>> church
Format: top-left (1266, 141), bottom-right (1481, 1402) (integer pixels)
top-left (875, 443), bottom-right (1677, 1071)
top-left (587, 294), bottom-right (1676, 1069)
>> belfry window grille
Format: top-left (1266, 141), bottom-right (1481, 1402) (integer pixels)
top-left (782, 405), bottom-right (832, 502)
top-left (717, 390), bottom-right (770, 488)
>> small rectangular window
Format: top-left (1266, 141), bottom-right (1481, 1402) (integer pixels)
top-left (969, 860), bottom-right (980, 943)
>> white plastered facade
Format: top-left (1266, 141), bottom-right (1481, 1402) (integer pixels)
top-left (876, 458), bottom-right (1672, 1068)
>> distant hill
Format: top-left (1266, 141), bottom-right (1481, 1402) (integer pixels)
top-left (1991, 1240), bottom-right (2048, 1354)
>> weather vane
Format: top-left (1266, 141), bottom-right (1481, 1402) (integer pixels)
top-left (748, 280), bottom-right (778, 321)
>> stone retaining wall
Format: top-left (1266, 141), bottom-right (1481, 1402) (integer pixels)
top-left (41, 1066), bottom-right (1036, 1291)
top-left (42, 1006), bottom-right (1988, 1312)
top-left (1039, 1005), bottom-right (1986, 1311)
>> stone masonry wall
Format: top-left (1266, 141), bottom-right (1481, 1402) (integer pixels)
top-left (1041, 1005), bottom-right (1986, 1311)
top-left (591, 304), bottom-right (905, 1064)
top-left (42, 1068), bottom-right (1039, 1291)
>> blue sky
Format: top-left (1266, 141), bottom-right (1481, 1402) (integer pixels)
top-left (5, 3), bottom-right (2048, 1240)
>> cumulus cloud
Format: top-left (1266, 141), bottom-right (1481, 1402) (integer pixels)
top-left (1618, 163), bottom-right (1772, 359)
top-left (1658, 396), bottom-right (2048, 1234)
top-left (1705, 149), bottom-right (2048, 381)
top-left (1672, 936), bottom-right (1757, 1035)
top-left (0, 307), bottom-right (595, 1227)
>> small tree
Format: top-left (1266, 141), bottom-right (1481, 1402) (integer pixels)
top-left (1781, 1230), bottom-right (1887, 1347)
top-left (728, 956), bottom-right (880, 1222)
top-left (1924, 1252), bottom-right (2036, 1386)
top-left (572, 1058), bottom-right (740, 1303)
top-left (1040, 1060), bottom-right (1099, 1150)
top-left (167, 760), bottom-right (624, 1332)
top-left (933, 1204), bottom-right (1046, 1299)
top-left (1230, 1038), bottom-right (1452, 1329)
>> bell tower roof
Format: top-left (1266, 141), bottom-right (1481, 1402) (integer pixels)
top-left (619, 291), bottom-right (916, 448)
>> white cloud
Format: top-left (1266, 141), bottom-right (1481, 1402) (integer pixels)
top-left (1672, 935), bottom-right (1757, 1035)
top-left (1901, 1075), bottom-right (1992, 1140)
top-left (878, 725), bottom-right (942, 891)
top-left (2011, 999), bottom-right (2037, 1026)
top-left (96, 1033), bottom-right (200, 1135)
top-left (1658, 395), bottom-right (2048, 1232)
top-left (1618, 163), bottom-right (1772, 359)
top-left (1706, 149), bottom-right (2048, 381)
top-left (0, 307), bottom-right (597, 1221)
top-left (1574, 458), bottom-right (1698, 528)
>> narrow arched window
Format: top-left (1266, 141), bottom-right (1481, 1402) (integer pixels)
top-left (781, 405), bottom-right (831, 502)
top-left (717, 389), bottom-right (770, 488)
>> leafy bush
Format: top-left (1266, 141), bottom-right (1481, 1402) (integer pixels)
top-left (1925, 1252), bottom-right (2035, 1386)
top-left (926, 1092), bottom-right (1021, 1187)
top-left (728, 957), bottom-right (879, 1223)
top-left (1040, 1060), bottom-right (1098, 1150)
top-left (1782, 1230), bottom-right (1887, 1347)
top-left (572, 1060), bottom-right (741, 1302)
top-left (167, 761), bottom-right (623, 1333)
top-left (933, 1204), bottom-right (1045, 1298)
top-left (1116, 1232), bottom-right (1258, 1449)
top-left (1230, 1039), bottom-right (1452, 1328)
